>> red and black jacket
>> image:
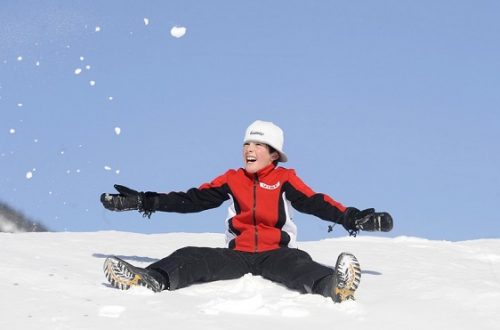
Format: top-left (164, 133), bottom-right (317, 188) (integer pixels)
top-left (151, 164), bottom-right (347, 252)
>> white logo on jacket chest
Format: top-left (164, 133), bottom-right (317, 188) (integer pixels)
top-left (259, 181), bottom-right (281, 190)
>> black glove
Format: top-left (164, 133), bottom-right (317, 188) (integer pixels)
top-left (354, 212), bottom-right (393, 233)
top-left (100, 184), bottom-right (156, 218)
top-left (342, 207), bottom-right (393, 236)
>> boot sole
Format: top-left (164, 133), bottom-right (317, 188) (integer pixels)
top-left (332, 252), bottom-right (361, 303)
top-left (103, 256), bottom-right (162, 292)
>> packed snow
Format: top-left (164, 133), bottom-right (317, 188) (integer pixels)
top-left (1, 232), bottom-right (499, 330)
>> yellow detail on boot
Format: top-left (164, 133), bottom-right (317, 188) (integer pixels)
top-left (335, 287), bottom-right (355, 302)
top-left (128, 274), bottom-right (142, 286)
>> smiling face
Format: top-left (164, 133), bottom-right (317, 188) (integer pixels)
top-left (243, 142), bottom-right (280, 174)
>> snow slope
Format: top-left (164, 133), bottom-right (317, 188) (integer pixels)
top-left (1, 232), bottom-right (499, 330)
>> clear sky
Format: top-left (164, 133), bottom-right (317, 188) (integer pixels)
top-left (1, 0), bottom-right (499, 241)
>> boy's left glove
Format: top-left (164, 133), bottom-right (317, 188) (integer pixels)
top-left (100, 184), bottom-right (156, 218)
top-left (342, 207), bottom-right (393, 236)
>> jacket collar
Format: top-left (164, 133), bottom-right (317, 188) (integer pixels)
top-left (243, 163), bottom-right (276, 180)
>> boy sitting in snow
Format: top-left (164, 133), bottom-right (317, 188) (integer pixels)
top-left (100, 120), bottom-right (392, 302)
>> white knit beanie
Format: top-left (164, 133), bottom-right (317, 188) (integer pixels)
top-left (243, 120), bottom-right (288, 162)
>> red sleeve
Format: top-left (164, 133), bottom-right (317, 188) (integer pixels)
top-left (283, 170), bottom-right (347, 223)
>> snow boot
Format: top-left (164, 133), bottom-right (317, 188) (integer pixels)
top-left (103, 256), bottom-right (165, 292)
top-left (330, 252), bottom-right (361, 303)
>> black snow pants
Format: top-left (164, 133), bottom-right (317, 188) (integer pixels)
top-left (146, 246), bottom-right (334, 296)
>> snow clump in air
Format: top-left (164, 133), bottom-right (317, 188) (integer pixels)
top-left (170, 26), bottom-right (187, 38)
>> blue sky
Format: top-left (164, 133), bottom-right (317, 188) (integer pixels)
top-left (1, 0), bottom-right (499, 241)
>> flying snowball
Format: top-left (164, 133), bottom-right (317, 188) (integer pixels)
top-left (95, 26), bottom-right (101, 32)
top-left (144, 18), bottom-right (150, 26)
top-left (114, 127), bottom-right (121, 135)
top-left (89, 80), bottom-right (96, 86)
top-left (26, 171), bottom-right (33, 179)
top-left (74, 68), bottom-right (82, 75)
top-left (170, 26), bottom-right (187, 38)
top-left (9, 128), bottom-right (16, 134)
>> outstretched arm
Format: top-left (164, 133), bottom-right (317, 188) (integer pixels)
top-left (100, 173), bottom-right (231, 218)
top-left (283, 171), bottom-right (393, 235)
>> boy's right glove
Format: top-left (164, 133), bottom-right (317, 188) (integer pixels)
top-left (342, 207), bottom-right (393, 237)
top-left (100, 184), bottom-right (156, 218)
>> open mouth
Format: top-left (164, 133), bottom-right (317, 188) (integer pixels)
top-left (246, 156), bottom-right (257, 164)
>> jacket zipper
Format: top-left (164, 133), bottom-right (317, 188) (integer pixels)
top-left (253, 173), bottom-right (259, 252)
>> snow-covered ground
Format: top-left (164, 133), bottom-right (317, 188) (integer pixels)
top-left (1, 232), bottom-right (499, 330)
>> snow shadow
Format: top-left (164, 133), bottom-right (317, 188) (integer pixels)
top-left (92, 253), bottom-right (159, 263)
top-left (362, 270), bottom-right (382, 275)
